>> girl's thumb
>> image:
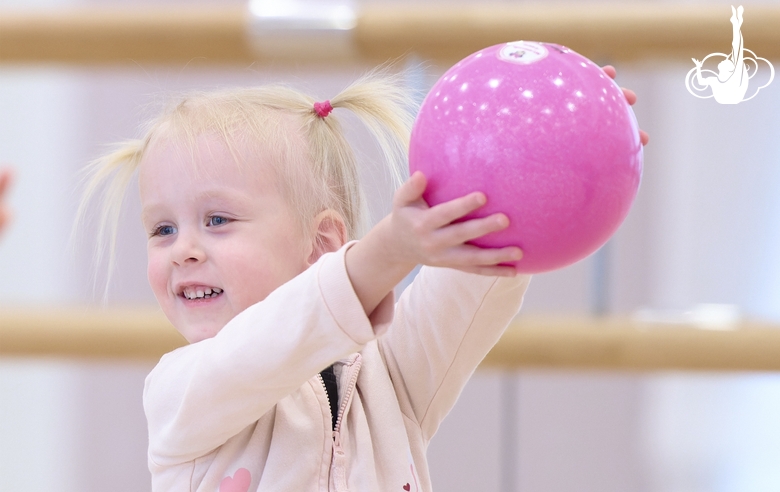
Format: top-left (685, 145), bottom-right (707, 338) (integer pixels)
top-left (394, 171), bottom-right (427, 207)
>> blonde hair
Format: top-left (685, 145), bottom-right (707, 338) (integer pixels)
top-left (74, 68), bottom-right (418, 295)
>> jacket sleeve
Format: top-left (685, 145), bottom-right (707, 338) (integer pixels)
top-left (378, 267), bottom-right (531, 442)
top-left (143, 241), bottom-right (394, 466)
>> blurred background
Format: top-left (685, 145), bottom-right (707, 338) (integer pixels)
top-left (1, 0), bottom-right (780, 491)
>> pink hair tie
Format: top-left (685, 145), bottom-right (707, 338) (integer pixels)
top-left (313, 100), bottom-right (333, 118)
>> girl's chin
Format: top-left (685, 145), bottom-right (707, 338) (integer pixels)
top-left (177, 317), bottom-right (229, 344)
top-left (181, 326), bottom-right (222, 344)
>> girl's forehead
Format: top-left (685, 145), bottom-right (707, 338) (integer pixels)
top-left (140, 133), bottom-right (278, 187)
top-left (138, 136), bottom-right (286, 223)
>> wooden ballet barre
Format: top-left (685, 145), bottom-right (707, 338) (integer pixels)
top-left (2, 308), bottom-right (780, 371)
top-left (485, 316), bottom-right (780, 372)
top-left (0, 307), bottom-right (184, 360)
top-left (1, 4), bottom-right (779, 65)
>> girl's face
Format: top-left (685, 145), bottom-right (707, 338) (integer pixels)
top-left (139, 134), bottom-right (312, 343)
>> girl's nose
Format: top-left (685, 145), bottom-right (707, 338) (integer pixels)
top-left (170, 231), bottom-right (205, 266)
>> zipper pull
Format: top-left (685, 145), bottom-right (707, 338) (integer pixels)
top-left (330, 430), bottom-right (348, 490)
top-left (333, 430), bottom-right (342, 450)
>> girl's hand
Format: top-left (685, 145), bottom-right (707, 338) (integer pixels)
top-left (344, 171), bottom-right (521, 319)
top-left (0, 167), bottom-right (13, 237)
top-left (384, 171), bottom-right (522, 277)
top-left (601, 65), bottom-right (650, 146)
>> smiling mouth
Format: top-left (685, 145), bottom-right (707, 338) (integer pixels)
top-left (181, 287), bottom-right (223, 300)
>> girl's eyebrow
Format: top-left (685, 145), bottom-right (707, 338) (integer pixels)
top-left (140, 207), bottom-right (161, 226)
top-left (196, 189), bottom-right (247, 200)
top-left (195, 188), bottom-right (255, 205)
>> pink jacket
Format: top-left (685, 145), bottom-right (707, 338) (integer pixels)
top-left (144, 241), bottom-right (531, 491)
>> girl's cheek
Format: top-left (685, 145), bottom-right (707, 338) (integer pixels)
top-left (146, 254), bottom-right (168, 297)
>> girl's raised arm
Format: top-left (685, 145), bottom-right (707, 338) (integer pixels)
top-left (345, 171), bottom-right (522, 318)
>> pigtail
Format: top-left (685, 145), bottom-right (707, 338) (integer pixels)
top-left (328, 68), bottom-right (418, 188)
top-left (299, 67), bottom-right (418, 240)
top-left (72, 140), bottom-right (144, 301)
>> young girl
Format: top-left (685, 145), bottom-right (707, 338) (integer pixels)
top-left (78, 66), bottom-right (644, 491)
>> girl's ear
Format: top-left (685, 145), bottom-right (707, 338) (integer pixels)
top-left (307, 209), bottom-right (348, 266)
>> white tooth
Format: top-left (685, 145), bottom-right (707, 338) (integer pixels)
top-left (196, 289), bottom-right (204, 298)
top-left (205, 288), bottom-right (212, 295)
top-left (214, 288), bottom-right (222, 294)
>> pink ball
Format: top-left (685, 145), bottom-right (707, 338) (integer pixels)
top-left (409, 41), bottom-right (643, 274)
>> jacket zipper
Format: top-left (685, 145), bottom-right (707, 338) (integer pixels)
top-left (317, 372), bottom-right (331, 421)
top-left (329, 354), bottom-right (362, 491)
top-left (333, 354), bottom-right (362, 445)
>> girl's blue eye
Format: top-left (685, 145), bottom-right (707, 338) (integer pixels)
top-left (152, 225), bottom-right (176, 237)
top-left (209, 216), bottom-right (230, 226)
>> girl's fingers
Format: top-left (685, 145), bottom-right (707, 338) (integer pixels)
top-left (614, 89), bottom-right (649, 145)
top-left (440, 243), bottom-right (523, 268)
top-left (426, 191), bottom-right (487, 229)
top-left (392, 171), bottom-right (428, 209)
top-left (0, 168), bottom-right (12, 234)
top-left (453, 264), bottom-right (519, 278)
top-left (0, 168), bottom-right (13, 197)
top-left (0, 208), bottom-right (9, 231)
top-left (622, 88), bottom-right (637, 105)
top-left (601, 65), bottom-right (616, 79)
top-left (437, 212), bottom-right (509, 245)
